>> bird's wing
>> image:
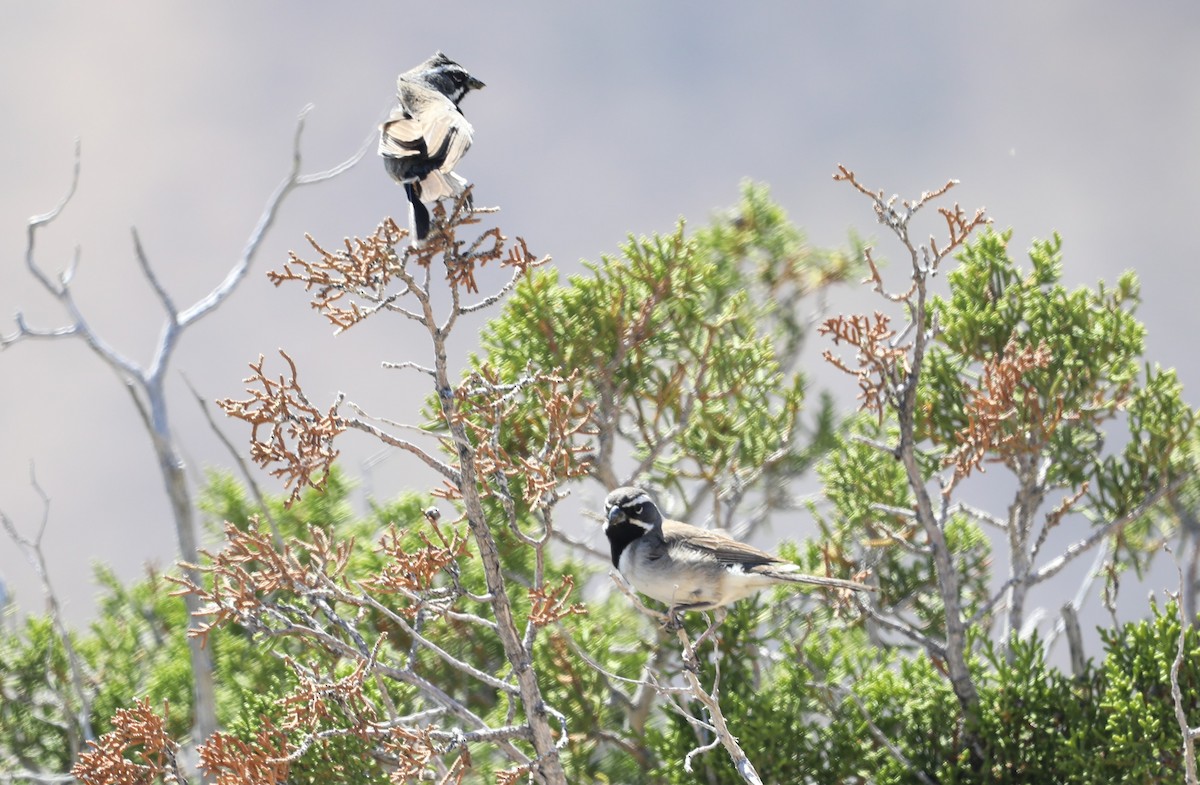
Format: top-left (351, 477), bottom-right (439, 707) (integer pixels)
top-left (659, 520), bottom-right (781, 567)
top-left (378, 88), bottom-right (474, 174)
top-left (418, 170), bottom-right (468, 202)
top-left (660, 520), bottom-right (874, 593)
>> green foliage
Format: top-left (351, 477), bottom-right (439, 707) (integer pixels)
top-left (1097, 599), bottom-right (1200, 779)
top-left (471, 181), bottom-right (861, 504)
top-left (635, 602), bottom-right (1200, 785)
top-left (11, 189), bottom-right (1200, 785)
top-left (923, 227), bottom-right (1194, 523)
top-left (0, 614), bottom-right (79, 771)
top-left (924, 228), bottom-right (1143, 474)
top-left (85, 566), bottom-right (196, 739)
top-left (816, 227), bottom-right (1196, 658)
top-left (199, 466), bottom-right (363, 539)
top-left (7, 452), bottom-right (1200, 784)
top-left (812, 415), bottom-right (993, 638)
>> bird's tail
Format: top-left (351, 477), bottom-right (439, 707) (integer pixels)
top-left (405, 182), bottom-right (431, 243)
top-left (773, 569), bottom-right (874, 593)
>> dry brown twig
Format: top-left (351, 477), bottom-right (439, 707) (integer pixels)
top-left (206, 196), bottom-right (582, 782)
top-left (165, 513), bottom-right (541, 778)
top-left (451, 366), bottom-right (596, 510)
top-left (825, 165), bottom-right (991, 760)
top-left (528, 575), bottom-right (587, 628)
top-left (219, 351), bottom-right (346, 503)
top-left (818, 310), bottom-right (909, 421)
top-left (197, 722), bottom-right (291, 785)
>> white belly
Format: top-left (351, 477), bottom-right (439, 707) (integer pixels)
top-left (618, 548), bottom-right (780, 609)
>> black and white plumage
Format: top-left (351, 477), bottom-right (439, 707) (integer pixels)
top-left (603, 486), bottom-right (870, 617)
top-left (379, 52), bottom-right (485, 243)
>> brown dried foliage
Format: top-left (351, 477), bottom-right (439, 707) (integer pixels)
top-left (196, 188), bottom-right (576, 782)
top-left (434, 749), bottom-right (473, 785)
top-left (364, 519), bottom-right (469, 613)
top-left (818, 311), bottom-right (909, 420)
top-left (528, 574), bottom-right (587, 628)
top-left (442, 367), bottom-right (596, 508)
top-left (277, 656), bottom-right (374, 735)
top-left (171, 520), bottom-right (353, 646)
top-left (72, 699), bottom-right (183, 785)
top-left (823, 167), bottom-right (991, 429)
top-left (380, 727), bottom-right (472, 784)
top-left (197, 722), bottom-right (291, 785)
top-left (218, 350), bottom-right (344, 504)
top-left (833, 165), bottom-right (988, 267)
top-left (943, 340), bottom-right (1056, 487)
top-left (223, 196), bottom-right (550, 510)
top-left (268, 194), bottom-right (541, 333)
top-left (269, 218), bottom-right (406, 331)
top-left (495, 764), bottom-right (532, 785)
top-left (167, 515), bottom-right (491, 779)
top-left (417, 195), bottom-right (539, 294)
top-left (931, 200), bottom-right (990, 260)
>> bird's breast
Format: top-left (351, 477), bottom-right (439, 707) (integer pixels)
top-left (618, 542), bottom-right (718, 607)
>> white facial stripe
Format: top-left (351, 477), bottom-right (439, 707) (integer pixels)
top-left (626, 492), bottom-right (652, 508)
top-left (606, 504), bottom-right (653, 530)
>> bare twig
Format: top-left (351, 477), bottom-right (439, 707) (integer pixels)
top-left (672, 624), bottom-right (763, 785)
top-left (6, 108), bottom-right (368, 763)
top-left (1171, 565), bottom-right (1200, 785)
top-left (178, 107), bottom-right (371, 328)
top-left (0, 465), bottom-right (95, 753)
top-left (608, 572), bottom-right (763, 783)
top-left (1031, 478), bottom-right (1182, 586)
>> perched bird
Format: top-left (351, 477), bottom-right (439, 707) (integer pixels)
top-left (603, 486), bottom-right (870, 620)
top-left (379, 52), bottom-right (485, 243)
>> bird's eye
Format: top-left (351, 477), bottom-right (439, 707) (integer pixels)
top-left (630, 504), bottom-right (643, 515)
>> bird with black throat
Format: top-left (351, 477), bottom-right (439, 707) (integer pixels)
top-left (379, 52), bottom-right (485, 244)
top-left (603, 486), bottom-right (871, 628)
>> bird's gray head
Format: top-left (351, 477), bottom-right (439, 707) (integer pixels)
top-left (404, 52), bottom-right (485, 106)
top-left (604, 486), bottom-right (662, 531)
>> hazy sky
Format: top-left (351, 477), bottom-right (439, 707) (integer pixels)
top-left (2, 3), bottom-right (1198, 648)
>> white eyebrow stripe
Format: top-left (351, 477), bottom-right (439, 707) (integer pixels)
top-left (626, 492), bottom-right (653, 507)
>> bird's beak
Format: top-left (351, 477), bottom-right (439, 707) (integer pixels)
top-left (606, 506), bottom-right (624, 524)
top-left (469, 77), bottom-right (486, 90)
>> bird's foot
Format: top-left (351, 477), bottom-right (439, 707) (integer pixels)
top-left (662, 610), bottom-right (683, 632)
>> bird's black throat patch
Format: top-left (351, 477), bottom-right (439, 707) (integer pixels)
top-left (604, 520), bottom-right (647, 569)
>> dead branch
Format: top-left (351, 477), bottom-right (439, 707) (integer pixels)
top-left (0, 466), bottom-right (96, 767)
top-left (828, 166), bottom-right (990, 758)
top-left (209, 198), bottom-right (577, 782)
top-left (182, 373), bottom-right (284, 549)
top-left (4, 106), bottom-right (368, 760)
